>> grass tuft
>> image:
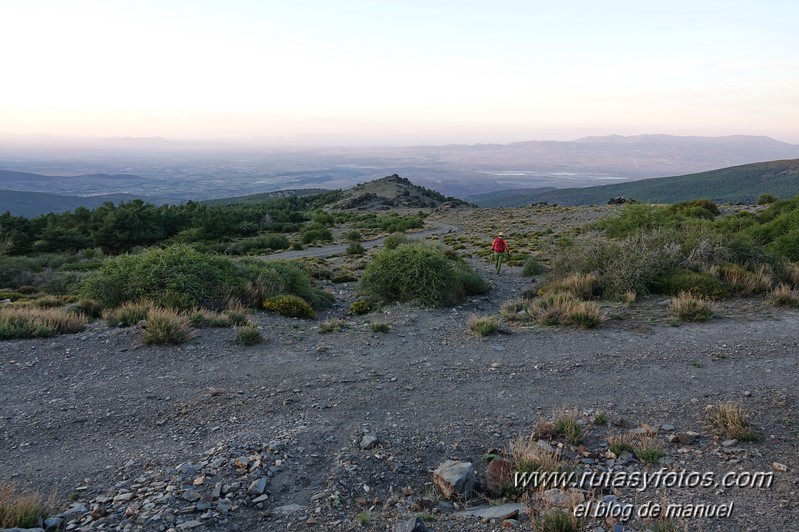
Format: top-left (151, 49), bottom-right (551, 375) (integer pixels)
top-left (141, 308), bottom-right (193, 345)
top-left (0, 482), bottom-right (50, 528)
top-left (370, 322), bottom-right (390, 333)
top-left (769, 283), bottom-right (799, 307)
top-left (0, 307), bottom-right (86, 340)
top-left (668, 292), bottom-right (712, 322)
top-left (468, 314), bottom-right (501, 336)
top-left (706, 401), bottom-right (759, 441)
top-left (234, 324), bottom-right (263, 346)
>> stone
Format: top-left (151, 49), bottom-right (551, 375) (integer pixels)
top-left (772, 462), bottom-right (788, 472)
top-left (455, 503), bottom-right (526, 520)
top-left (542, 489), bottom-right (573, 508)
top-left (247, 477), bottom-right (267, 496)
top-left (433, 460), bottom-right (477, 500)
top-left (216, 498), bottom-right (233, 512)
top-left (211, 482), bottom-right (222, 499)
top-left (273, 504), bottom-right (306, 514)
top-left (360, 434), bottom-right (379, 450)
top-left (721, 439), bottom-right (738, 447)
top-left (182, 489), bottom-right (201, 502)
top-left (393, 516), bottom-right (429, 532)
top-left (44, 517), bottom-right (64, 531)
top-left (113, 492), bottom-right (133, 503)
top-left (176, 520), bottom-right (202, 529)
top-left (661, 423), bottom-right (675, 432)
top-left (196, 495), bottom-right (214, 511)
top-left (252, 494), bottom-right (269, 504)
top-left (537, 440), bottom-right (556, 454)
top-left (486, 459), bottom-right (514, 494)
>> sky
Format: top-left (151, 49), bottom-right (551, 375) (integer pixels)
top-left (1, 0), bottom-right (798, 145)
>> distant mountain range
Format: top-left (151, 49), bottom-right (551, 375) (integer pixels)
top-left (0, 189), bottom-right (151, 218)
top-left (471, 159), bottom-right (799, 206)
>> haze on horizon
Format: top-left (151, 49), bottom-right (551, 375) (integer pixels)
top-left (2, 0), bottom-right (798, 146)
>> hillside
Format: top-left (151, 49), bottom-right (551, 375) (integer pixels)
top-left (203, 188), bottom-right (331, 206)
top-left (524, 158), bottom-right (799, 205)
top-left (465, 187), bottom-right (558, 207)
top-left (0, 189), bottom-right (151, 217)
top-left (330, 173), bottom-right (473, 210)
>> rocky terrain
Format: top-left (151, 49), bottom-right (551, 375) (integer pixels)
top-left (2, 206), bottom-right (798, 532)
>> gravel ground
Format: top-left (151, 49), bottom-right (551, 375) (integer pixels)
top-left (2, 251), bottom-right (798, 531)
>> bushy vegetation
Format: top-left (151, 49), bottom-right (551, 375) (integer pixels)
top-left (706, 401), bottom-right (759, 441)
top-left (521, 256), bottom-right (543, 276)
top-left (668, 293), bottom-right (713, 322)
top-left (0, 482), bottom-right (50, 528)
top-left (235, 324), bottom-right (263, 346)
top-left (0, 307), bottom-right (87, 340)
top-left (468, 315), bottom-right (501, 336)
top-left (141, 308), bottom-right (194, 345)
top-left (263, 295), bottom-right (316, 318)
top-left (348, 300), bottom-right (372, 315)
top-left (103, 301), bottom-right (152, 327)
top-left (382, 232), bottom-right (408, 250)
top-left (81, 245), bottom-right (332, 311)
top-left (359, 243), bottom-right (488, 307)
top-left (527, 293), bottom-right (604, 329)
top-left (548, 197), bottom-right (799, 302)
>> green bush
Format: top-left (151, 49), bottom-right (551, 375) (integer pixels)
top-left (521, 256), bottom-right (543, 277)
top-left (468, 315), bottom-right (500, 336)
top-left (0, 291), bottom-right (25, 302)
top-left (382, 232), bottom-right (408, 250)
top-left (235, 324), bottom-right (263, 345)
top-left (263, 295), bottom-right (316, 318)
top-left (654, 268), bottom-right (728, 299)
top-left (359, 243), bottom-right (486, 307)
top-left (348, 300), bottom-right (372, 315)
top-left (141, 308), bottom-right (193, 345)
top-left (346, 241), bottom-right (366, 256)
top-left (64, 299), bottom-right (103, 318)
top-left (300, 223), bottom-right (333, 244)
top-left (331, 271), bottom-right (358, 283)
top-left (370, 322), bottom-right (390, 333)
top-left (757, 193), bottom-right (778, 205)
top-left (82, 246), bottom-right (332, 311)
top-left (103, 301), bottom-right (152, 327)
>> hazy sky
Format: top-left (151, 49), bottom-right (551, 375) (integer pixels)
top-left (2, 0), bottom-right (798, 144)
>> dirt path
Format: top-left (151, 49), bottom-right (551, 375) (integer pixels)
top-left (258, 221), bottom-right (460, 260)
top-left (2, 256), bottom-right (797, 531)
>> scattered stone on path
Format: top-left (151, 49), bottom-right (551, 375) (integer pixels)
top-left (455, 503), bottom-right (526, 520)
top-left (360, 433), bottom-right (379, 450)
top-left (393, 516), bottom-right (429, 532)
top-left (433, 460), bottom-right (477, 500)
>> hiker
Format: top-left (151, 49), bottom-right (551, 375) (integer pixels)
top-left (492, 232), bottom-right (509, 273)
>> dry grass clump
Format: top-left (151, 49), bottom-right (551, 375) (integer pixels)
top-left (552, 410), bottom-right (585, 445)
top-left (711, 263), bottom-right (774, 294)
top-left (668, 292), bottom-right (712, 322)
top-left (539, 273), bottom-right (600, 300)
top-left (103, 300), bottom-right (153, 327)
top-left (186, 308), bottom-right (233, 328)
top-left (706, 401), bottom-right (759, 441)
top-left (318, 318), bottom-right (348, 334)
top-left (500, 298), bottom-right (530, 321)
top-left (141, 308), bottom-right (194, 345)
top-left (234, 324), bottom-right (263, 346)
top-left (223, 302), bottom-right (251, 326)
top-left (508, 435), bottom-right (567, 480)
top-left (527, 293), bottom-right (604, 329)
top-left (468, 314), bottom-right (501, 336)
top-left (533, 509), bottom-right (581, 532)
top-left (0, 307), bottom-right (87, 340)
top-left (0, 482), bottom-right (51, 528)
top-left (781, 261), bottom-right (799, 288)
top-left (607, 433), bottom-right (636, 456)
top-left (769, 284), bottom-right (799, 307)
top-left (631, 434), bottom-right (665, 464)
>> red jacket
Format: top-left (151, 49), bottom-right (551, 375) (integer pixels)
top-left (492, 237), bottom-right (508, 252)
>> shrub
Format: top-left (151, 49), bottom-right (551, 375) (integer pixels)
top-left (0, 307), bottom-right (87, 340)
top-left (346, 241), bottom-right (366, 256)
top-left (103, 301), bottom-right (152, 327)
top-left (712, 263), bottom-right (773, 294)
top-left (223, 304), bottom-right (251, 326)
top-left (360, 243), bottom-right (486, 307)
top-left (668, 293), bottom-right (712, 322)
top-left (669, 198), bottom-right (720, 218)
top-left (539, 273), bottom-right (600, 300)
top-left (319, 318), bottom-right (348, 333)
top-left (769, 284), bottom-right (799, 307)
top-left (370, 322), bottom-right (390, 333)
top-left (757, 193), bottom-right (778, 205)
top-left (0, 482), bottom-right (50, 528)
top-left (567, 302), bottom-right (604, 329)
top-left (706, 401), bottom-right (759, 441)
top-left (28, 295), bottom-right (65, 309)
top-left (468, 315), bottom-right (500, 336)
top-left (534, 510), bottom-right (580, 532)
top-left (235, 324), bottom-right (263, 345)
top-left (508, 434), bottom-right (567, 479)
top-left (500, 298), bottom-right (529, 321)
top-left (331, 271), bottom-right (358, 284)
top-left (607, 434), bottom-right (635, 456)
top-left (528, 293), bottom-right (581, 326)
top-left (632, 435), bottom-right (664, 464)
top-left (64, 299), bottom-right (103, 318)
top-left (522, 256), bottom-right (543, 277)
top-left (141, 308), bottom-right (194, 345)
top-left (348, 300), bottom-right (372, 315)
top-left (345, 230), bottom-right (363, 242)
top-left (654, 268), bottom-right (728, 299)
top-left (300, 223), bottom-right (333, 244)
top-left (553, 411), bottom-right (584, 445)
top-left (263, 295), bottom-right (316, 319)
top-left (382, 232), bottom-right (408, 250)
top-left (186, 309), bottom-right (232, 328)
top-left (289, 242), bottom-right (304, 250)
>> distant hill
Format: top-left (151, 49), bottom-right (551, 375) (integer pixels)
top-left (0, 189), bottom-right (151, 218)
top-left (330, 174), bottom-right (473, 210)
top-left (465, 187), bottom-right (558, 208)
top-left (524, 159), bottom-right (799, 205)
top-left (203, 188), bottom-right (331, 206)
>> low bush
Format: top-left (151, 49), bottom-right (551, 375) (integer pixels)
top-left (103, 301), bottom-right (152, 327)
top-left (521, 256), bottom-right (543, 277)
top-left (468, 315), bottom-right (500, 336)
top-left (346, 241), bottom-right (366, 256)
top-left (64, 299), bottom-right (103, 318)
top-left (668, 292), bottom-right (713, 322)
top-left (382, 232), bottom-right (408, 250)
top-left (527, 293), bottom-right (603, 328)
top-left (0, 307), bottom-right (87, 340)
top-left (500, 298), bottom-right (529, 321)
top-left (223, 304), bottom-right (251, 326)
top-left (706, 401), bottom-right (759, 441)
top-left (348, 300), bottom-right (372, 315)
top-left (769, 284), bottom-right (799, 307)
top-left (235, 324), bottom-right (263, 346)
top-left (141, 308), bottom-right (193, 345)
top-left (0, 291), bottom-right (25, 302)
top-left (534, 509), bottom-right (581, 532)
top-left (360, 243), bottom-right (487, 307)
top-left (319, 318), bottom-right (348, 333)
top-left (331, 271), bottom-right (358, 284)
top-left (263, 295), bottom-right (316, 319)
top-left (300, 223), bottom-right (333, 244)
top-left (186, 309), bottom-right (232, 328)
top-left (539, 273), bottom-right (600, 300)
top-left (553, 411), bottom-right (584, 445)
top-left (712, 263), bottom-right (773, 294)
top-left (370, 322), bottom-right (390, 333)
top-left (654, 268), bottom-right (728, 299)
top-left (0, 482), bottom-right (50, 528)
top-left (566, 302), bottom-right (604, 329)
top-left (757, 193), bottom-right (778, 205)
